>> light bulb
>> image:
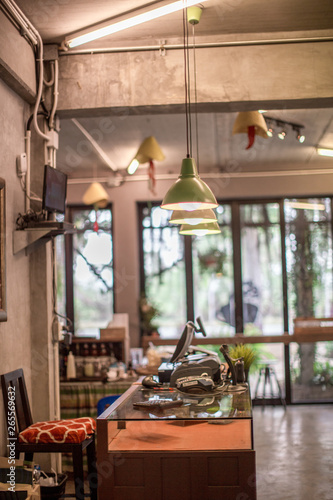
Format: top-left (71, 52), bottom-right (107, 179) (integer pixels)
top-left (127, 158), bottom-right (139, 175)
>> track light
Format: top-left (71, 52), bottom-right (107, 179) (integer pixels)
top-left (278, 130), bottom-right (286, 140)
top-left (264, 116), bottom-right (305, 143)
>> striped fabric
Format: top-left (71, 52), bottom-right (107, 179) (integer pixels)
top-left (60, 380), bottom-right (135, 419)
top-left (59, 380), bottom-right (135, 471)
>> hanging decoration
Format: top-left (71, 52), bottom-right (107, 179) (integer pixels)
top-left (232, 111), bottom-right (268, 149)
top-left (127, 136), bottom-right (165, 194)
top-left (82, 182), bottom-right (109, 232)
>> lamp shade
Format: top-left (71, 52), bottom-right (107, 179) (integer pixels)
top-left (170, 208), bottom-right (217, 225)
top-left (179, 221), bottom-right (221, 236)
top-left (232, 111), bottom-right (268, 138)
top-left (161, 157), bottom-right (218, 211)
top-left (82, 182), bottom-right (109, 208)
top-left (135, 136), bottom-right (165, 163)
top-left (233, 111), bottom-right (268, 149)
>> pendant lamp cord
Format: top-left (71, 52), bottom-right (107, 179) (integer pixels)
top-left (186, 9), bottom-right (192, 158)
top-left (182, 5), bottom-right (190, 158)
top-left (192, 23), bottom-right (199, 171)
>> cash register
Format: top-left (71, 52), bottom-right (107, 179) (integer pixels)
top-left (157, 317), bottom-right (222, 392)
top-left (148, 317), bottom-right (246, 394)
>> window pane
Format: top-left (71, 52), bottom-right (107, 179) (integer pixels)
top-left (192, 204), bottom-right (235, 337)
top-left (72, 208), bottom-right (113, 337)
top-left (285, 197), bottom-right (333, 326)
top-left (142, 206), bottom-right (186, 338)
top-left (250, 343), bottom-right (286, 402)
top-left (290, 341), bottom-right (333, 402)
top-left (240, 203), bottom-right (284, 335)
top-left (285, 198), bottom-right (333, 402)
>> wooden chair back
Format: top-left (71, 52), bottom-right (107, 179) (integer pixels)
top-left (1, 368), bottom-right (34, 438)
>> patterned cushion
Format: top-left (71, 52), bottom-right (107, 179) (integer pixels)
top-left (19, 417), bottom-right (96, 444)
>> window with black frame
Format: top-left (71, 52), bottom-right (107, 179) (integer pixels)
top-left (61, 205), bottom-right (114, 337)
top-left (138, 198), bottom-right (333, 404)
top-left (139, 204), bottom-right (186, 338)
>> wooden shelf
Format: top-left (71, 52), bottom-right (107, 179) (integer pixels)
top-left (142, 332), bottom-right (333, 350)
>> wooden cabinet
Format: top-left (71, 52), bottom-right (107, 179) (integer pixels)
top-left (97, 382), bottom-right (257, 500)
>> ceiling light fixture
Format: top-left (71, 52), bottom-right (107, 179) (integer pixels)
top-left (266, 127), bottom-right (273, 138)
top-left (82, 181), bottom-right (109, 232)
top-left (82, 182), bottom-right (109, 208)
top-left (277, 129), bottom-right (286, 140)
top-left (161, 4), bottom-right (218, 213)
top-left (127, 136), bottom-right (165, 194)
top-left (170, 208), bottom-right (217, 225)
top-left (179, 221), bottom-right (221, 236)
top-left (292, 125), bottom-right (305, 143)
top-left (65, 0), bottom-right (208, 48)
top-left (265, 116), bottom-right (305, 143)
top-left (317, 147), bottom-right (333, 158)
top-left (286, 201), bottom-right (325, 211)
top-left (232, 111), bottom-right (268, 149)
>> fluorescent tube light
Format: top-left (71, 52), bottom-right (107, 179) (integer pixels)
top-left (127, 159), bottom-right (140, 175)
top-left (66, 0), bottom-right (208, 48)
top-left (317, 148), bottom-right (333, 158)
top-left (286, 201), bottom-right (325, 211)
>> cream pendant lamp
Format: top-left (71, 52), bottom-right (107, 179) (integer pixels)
top-left (160, 6), bottom-right (217, 213)
top-left (180, 220), bottom-right (221, 236)
top-left (170, 208), bottom-right (217, 225)
top-left (232, 111), bottom-right (268, 149)
top-left (82, 182), bottom-right (109, 208)
top-left (127, 136), bottom-right (165, 175)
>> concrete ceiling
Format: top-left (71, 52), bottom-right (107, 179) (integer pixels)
top-left (14, 0), bottom-right (333, 180)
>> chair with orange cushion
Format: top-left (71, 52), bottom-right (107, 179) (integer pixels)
top-left (1, 368), bottom-right (97, 500)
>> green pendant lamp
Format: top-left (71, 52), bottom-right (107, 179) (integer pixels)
top-left (161, 6), bottom-right (217, 213)
top-left (170, 208), bottom-right (217, 225)
top-left (180, 220), bottom-right (221, 236)
top-left (161, 157), bottom-right (218, 211)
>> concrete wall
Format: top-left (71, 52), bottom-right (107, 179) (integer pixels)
top-left (0, 77), bottom-right (33, 456)
top-left (0, 13), bottom-right (57, 469)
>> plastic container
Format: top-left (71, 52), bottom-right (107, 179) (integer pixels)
top-left (66, 352), bottom-right (76, 379)
top-left (40, 473), bottom-right (67, 500)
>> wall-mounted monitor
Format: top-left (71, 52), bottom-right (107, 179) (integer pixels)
top-left (42, 165), bottom-right (67, 214)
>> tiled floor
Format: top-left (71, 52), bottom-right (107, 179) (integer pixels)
top-left (253, 405), bottom-right (333, 500)
top-left (64, 404), bottom-right (333, 499)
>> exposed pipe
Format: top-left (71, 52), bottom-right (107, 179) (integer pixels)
top-left (67, 167), bottom-right (333, 185)
top-left (44, 60), bottom-right (55, 87)
top-left (2, 0), bottom-right (50, 141)
top-left (1, 0), bottom-right (38, 46)
top-left (49, 59), bottom-right (59, 130)
top-left (59, 35), bottom-right (333, 56)
top-left (25, 130), bottom-right (31, 211)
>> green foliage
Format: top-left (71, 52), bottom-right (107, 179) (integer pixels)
top-left (139, 292), bottom-right (160, 334)
top-left (313, 360), bottom-right (333, 386)
top-left (228, 344), bottom-right (258, 371)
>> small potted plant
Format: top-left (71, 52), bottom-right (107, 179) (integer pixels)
top-left (228, 344), bottom-right (258, 381)
top-left (139, 292), bottom-right (160, 337)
